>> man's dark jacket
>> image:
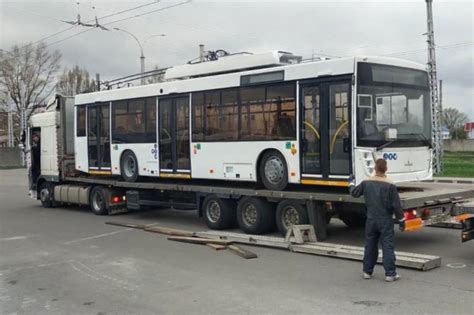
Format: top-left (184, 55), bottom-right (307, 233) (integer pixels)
top-left (349, 175), bottom-right (404, 221)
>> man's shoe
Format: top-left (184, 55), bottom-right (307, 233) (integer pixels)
top-left (385, 274), bottom-right (401, 282)
top-left (363, 272), bottom-right (372, 279)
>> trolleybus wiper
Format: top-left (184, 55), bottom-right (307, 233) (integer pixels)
top-left (375, 140), bottom-right (397, 151)
top-left (404, 133), bottom-right (432, 148)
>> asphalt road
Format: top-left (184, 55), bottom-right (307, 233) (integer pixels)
top-left (0, 169), bottom-right (473, 314)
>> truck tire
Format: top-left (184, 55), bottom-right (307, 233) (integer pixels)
top-left (237, 197), bottom-right (275, 234)
top-left (120, 150), bottom-right (139, 182)
top-left (275, 200), bottom-right (309, 235)
top-left (202, 195), bottom-right (236, 230)
top-left (39, 182), bottom-right (56, 208)
top-left (90, 186), bottom-right (108, 215)
top-left (259, 150), bottom-right (288, 191)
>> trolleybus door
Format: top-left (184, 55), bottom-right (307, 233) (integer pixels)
top-left (300, 79), bottom-right (351, 182)
top-left (87, 103), bottom-right (111, 171)
top-left (159, 96), bottom-right (191, 177)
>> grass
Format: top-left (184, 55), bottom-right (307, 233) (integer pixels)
top-left (436, 151), bottom-right (474, 178)
top-left (0, 165), bottom-right (25, 170)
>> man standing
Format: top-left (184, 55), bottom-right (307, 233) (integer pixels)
top-left (349, 159), bottom-right (406, 282)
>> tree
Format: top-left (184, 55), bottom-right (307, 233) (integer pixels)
top-left (0, 43), bottom-right (61, 143)
top-left (442, 107), bottom-right (468, 140)
top-left (146, 65), bottom-right (165, 84)
top-left (56, 65), bottom-right (96, 96)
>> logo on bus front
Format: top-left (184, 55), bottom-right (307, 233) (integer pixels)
top-left (152, 144), bottom-right (158, 160)
top-left (383, 153), bottom-right (398, 161)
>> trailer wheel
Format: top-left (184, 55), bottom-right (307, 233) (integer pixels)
top-left (237, 197), bottom-right (275, 234)
top-left (202, 195), bottom-right (236, 230)
top-left (90, 186), bottom-right (108, 215)
top-left (120, 150), bottom-right (139, 182)
top-left (259, 150), bottom-right (288, 191)
top-left (39, 182), bottom-right (56, 208)
top-left (275, 200), bottom-right (309, 235)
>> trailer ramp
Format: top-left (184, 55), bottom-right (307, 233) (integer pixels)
top-left (195, 231), bottom-right (441, 271)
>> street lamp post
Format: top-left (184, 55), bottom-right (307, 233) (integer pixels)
top-left (113, 27), bottom-right (165, 85)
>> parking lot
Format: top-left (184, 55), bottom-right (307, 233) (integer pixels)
top-left (1, 169), bottom-right (473, 314)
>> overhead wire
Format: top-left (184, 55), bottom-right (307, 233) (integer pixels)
top-left (42, 0), bottom-right (192, 49)
top-left (0, 0), bottom-right (163, 54)
top-left (383, 41), bottom-right (473, 57)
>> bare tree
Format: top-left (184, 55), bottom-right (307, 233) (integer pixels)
top-left (442, 107), bottom-right (468, 140)
top-left (56, 65), bottom-right (96, 96)
top-left (146, 65), bottom-right (165, 84)
top-left (0, 43), bottom-right (61, 142)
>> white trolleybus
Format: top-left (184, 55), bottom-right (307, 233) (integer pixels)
top-left (74, 51), bottom-right (432, 190)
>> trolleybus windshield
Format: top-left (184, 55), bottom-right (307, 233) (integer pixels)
top-left (356, 62), bottom-right (431, 148)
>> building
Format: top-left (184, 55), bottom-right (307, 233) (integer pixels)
top-left (465, 122), bottom-right (474, 139)
top-left (440, 126), bottom-right (451, 140)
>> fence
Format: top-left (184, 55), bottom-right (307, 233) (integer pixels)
top-left (443, 139), bottom-right (474, 152)
top-left (0, 147), bottom-right (22, 168)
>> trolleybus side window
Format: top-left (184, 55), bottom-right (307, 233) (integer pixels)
top-left (191, 83), bottom-right (296, 142)
top-left (112, 97), bottom-right (157, 143)
top-left (240, 87), bottom-right (266, 140)
top-left (221, 90), bottom-right (239, 140)
top-left (76, 106), bottom-right (86, 137)
top-left (192, 93), bottom-right (205, 141)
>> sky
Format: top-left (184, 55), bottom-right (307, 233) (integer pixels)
top-left (0, 0), bottom-right (473, 119)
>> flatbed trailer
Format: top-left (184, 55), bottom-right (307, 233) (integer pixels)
top-left (27, 95), bottom-right (474, 242)
top-left (42, 174), bottom-right (473, 242)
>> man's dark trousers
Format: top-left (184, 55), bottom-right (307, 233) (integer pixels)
top-left (363, 217), bottom-right (396, 277)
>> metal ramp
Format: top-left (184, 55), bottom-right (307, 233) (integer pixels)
top-left (195, 230), bottom-right (441, 271)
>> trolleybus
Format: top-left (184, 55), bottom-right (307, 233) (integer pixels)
top-left (74, 51), bottom-right (432, 191)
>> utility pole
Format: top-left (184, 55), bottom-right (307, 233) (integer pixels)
top-left (199, 44), bottom-right (205, 63)
top-left (439, 79), bottom-right (443, 113)
top-left (425, 0), bottom-right (442, 173)
top-left (96, 73), bottom-right (101, 91)
top-left (113, 28), bottom-right (165, 85)
top-left (7, 103), bottom-right (14, 147)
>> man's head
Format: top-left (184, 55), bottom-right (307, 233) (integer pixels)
top-left (374, 158), bottom-right (388, 175)
top-left (32, 133), bottom-right (39, 143)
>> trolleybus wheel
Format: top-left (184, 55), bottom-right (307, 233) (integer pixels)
top-left (259, 150), bottom-right (288, 191)
top-left (90, 186), bottom-right (108, 215)
top-left (275, 200), bottom-right (309, 235)
top-left (39, 182), bottom-right (56, 208)
top-left (120, 150), bottom-right (140, 182)
top-left (237, 197), bottom-right (275, 234)
top-left (202, 195), bottom-right (236, 230)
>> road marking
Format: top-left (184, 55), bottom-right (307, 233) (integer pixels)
top-left (63, 228), bottom-right (132, 245)
top-left (0, 260), bottom-right (75, 274)
top-left (0, 235), bottom-right (31, 242)
top-left (69, 261), bottom-right (138, 291)
top-left (446, 263), bottom-right (466, 269)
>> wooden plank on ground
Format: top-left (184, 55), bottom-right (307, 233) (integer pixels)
top-left (105, 221), bottom-right (155, 229)
top-left (227, 245), bottom-right (258, 259)
top-left (290, 243), bottom-right (441, 271)
top-left (144, 226), bottom-right (195, 237)
top-left (195, 231), bottom-right (441, 271)
top-left (195, 231), bottom-right (289, 249)
top-left (206, 243), bottom-right (227, 251)
top-left (167, 236), bottom-right (233, 246)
